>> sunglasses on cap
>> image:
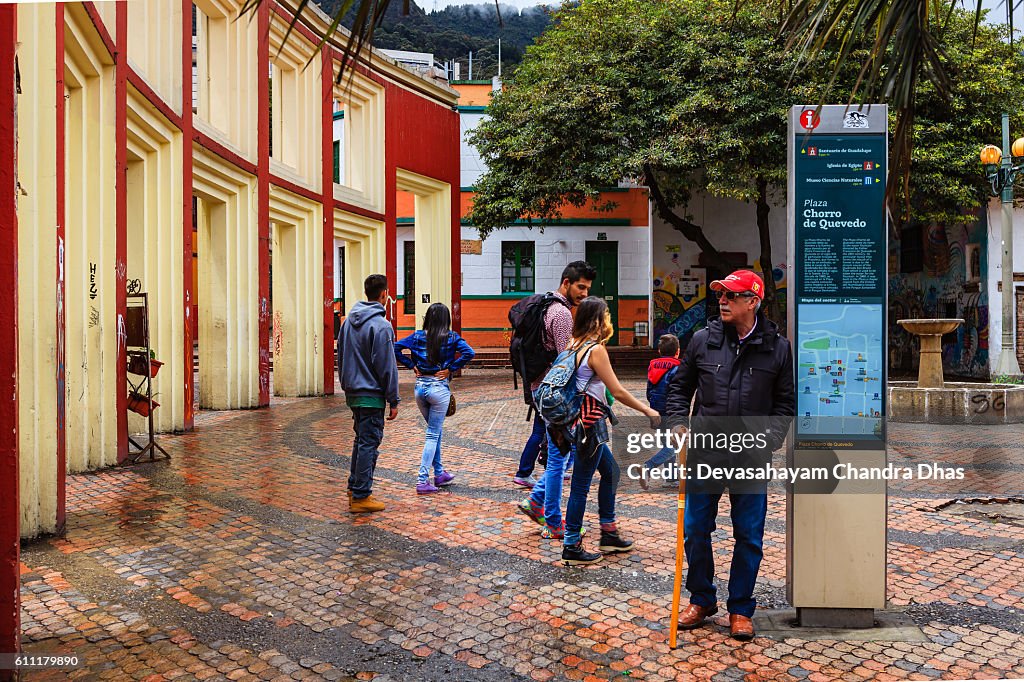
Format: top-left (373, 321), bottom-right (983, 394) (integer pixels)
top-left (717, 290), bottom-right (758, 301)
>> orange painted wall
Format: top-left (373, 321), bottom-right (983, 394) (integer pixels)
top-left (451, 82), bottom-right (493, 106)
top-left (460, 189), bottom-right (649, 225)
top-left (396, 190), bottom-right (415, 219)
top-left (447, 297), bottom-right (651, 349)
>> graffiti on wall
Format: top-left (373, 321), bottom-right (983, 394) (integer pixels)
top-left (889, 220), bottom-right (989, 378)
top-left (652, 255), bottom-right (787, 345)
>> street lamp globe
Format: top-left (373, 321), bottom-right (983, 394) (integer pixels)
top-left (1012, 137), bottom-right (1024, 158)
top-left (980, 144), bottom-right (1002, 165)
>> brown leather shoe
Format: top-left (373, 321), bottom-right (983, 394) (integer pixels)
top-left (729, 614), bottom-right (755, 641)
top-left (678, 603), bottom-right (718, 630)
top-left (349, 495), bottom-right (385, 513)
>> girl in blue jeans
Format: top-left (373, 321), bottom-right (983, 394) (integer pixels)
top-left (395, 303), bottom-right (475, 494)
top-left (558, 297), bottom-right (661, 565)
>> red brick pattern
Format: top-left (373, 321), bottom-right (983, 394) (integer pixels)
top-left (18, 370), bottom-right (1024, 681)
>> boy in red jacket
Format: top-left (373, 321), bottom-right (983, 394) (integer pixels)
top-left (639, 334), bottom-right (682, 490)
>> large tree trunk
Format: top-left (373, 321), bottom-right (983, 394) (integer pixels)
top-left (644, 165), bottom-right (734, 274)
top-left (755, 177), bottom-right (783, 331)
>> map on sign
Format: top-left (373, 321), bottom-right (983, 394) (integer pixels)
top-left (797, 304), bottom-right (883, 437)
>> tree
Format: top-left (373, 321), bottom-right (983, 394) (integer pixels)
top-left (260, 0), bottom-right (1004, 205)
top-left (891, 13), bottom-right (1024, 229)
top-left (466, 0), bottom-right (1023, 326)
top-left (467, 0), bottom-right (823, 323)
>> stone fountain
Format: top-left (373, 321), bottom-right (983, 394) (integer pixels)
top-left (889, 318), bottom-right (1024, 424)
top-left (897, 319), bottom-right (964, 388)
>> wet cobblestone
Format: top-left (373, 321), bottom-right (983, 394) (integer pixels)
top-left (18, 370), bottom-right (1024, 680)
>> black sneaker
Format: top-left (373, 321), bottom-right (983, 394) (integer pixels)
top-left (562, 541), bottom-right (603, 566)
top-left (598, 531), bottom-right (634, 554)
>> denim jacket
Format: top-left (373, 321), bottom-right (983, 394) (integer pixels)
top-left (395, 330), bottom-right (476, 375)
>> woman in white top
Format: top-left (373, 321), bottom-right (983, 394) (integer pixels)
top-left (561, 297), bottom-right (661, 565)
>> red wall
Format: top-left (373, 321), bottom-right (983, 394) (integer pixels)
top-left (384, 81), bottom-right (462, 333)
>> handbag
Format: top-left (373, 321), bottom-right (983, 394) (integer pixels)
top-left (446, 393), bottom-right (457, 416)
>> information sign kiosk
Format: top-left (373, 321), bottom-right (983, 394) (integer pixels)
top-left (786, 105), bottom-right (888, 627)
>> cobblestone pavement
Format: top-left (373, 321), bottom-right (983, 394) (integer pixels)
top-left (18, 370), bottom-right (1024, 681)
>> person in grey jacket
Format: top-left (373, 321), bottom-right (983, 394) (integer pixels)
top-left (338, 274), bottom-right (401, 513)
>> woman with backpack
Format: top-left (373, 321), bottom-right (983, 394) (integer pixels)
top-left (395, 303), bottom-right (476, 494)
top-left (555, 296), bottom-right (661, 564)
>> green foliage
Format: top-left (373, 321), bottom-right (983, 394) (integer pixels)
top-left (897, 13), bottom-right (1024, 227)
top-left (314, 0), bottom-right (551, 80)
top-left (467, 0), bottom-right (819, 238)
top-left (468, 0), bottom-right (1024, 237)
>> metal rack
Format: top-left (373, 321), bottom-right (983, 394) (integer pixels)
top-left (125, 280), bottom-right (169, 464)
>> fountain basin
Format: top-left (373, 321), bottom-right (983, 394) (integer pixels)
top-left (897, 318), bottom-right (964, 389)
top-left (889, 382), bottom-right (1024, 424)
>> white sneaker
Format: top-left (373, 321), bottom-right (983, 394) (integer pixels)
top-left (513, 475), bottom-right (537, 488)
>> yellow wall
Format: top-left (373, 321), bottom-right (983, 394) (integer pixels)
top-left (13, 0), bottom-right (456, 539)
top-left (64, 5), bottom-right (119, 474)
top-left (17, 3), bottom-right (60, 535)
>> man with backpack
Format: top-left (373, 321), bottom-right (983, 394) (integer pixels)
top-left (512, 261), bottom-right (596, 538)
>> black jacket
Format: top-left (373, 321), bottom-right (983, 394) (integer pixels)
top-left (665, 313), bottom-right (795, 453)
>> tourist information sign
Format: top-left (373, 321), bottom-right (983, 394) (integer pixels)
top-left (788, 106), bottom-right (888, 449)
top-left (786, 105), bottom-right (888, 625)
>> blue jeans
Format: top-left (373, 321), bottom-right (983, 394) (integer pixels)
top-left (515, 411), bottom-right (546, 478)
top-left (643, 410), bottom-right (674, 470)
top-left (414, 377), bottom-right (450, 484)
top-left (683, 490), bottom-right (768, 617)
top-left (564, 441), bottom-right (619, 546)
top-left (644, 445), bottom-right (677, 470)
top-left (528, 433), bottom-right (574, 530)
top-left (349, 406), bottom-right (385, 499)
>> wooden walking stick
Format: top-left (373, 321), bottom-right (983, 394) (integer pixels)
top-left (668, 435), bottom-right (688, 649)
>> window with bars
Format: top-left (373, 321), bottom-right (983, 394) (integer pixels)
top-left (501, 241), bottom-right (535, 293)
top-left (404, 241), bottom-right (415, 314)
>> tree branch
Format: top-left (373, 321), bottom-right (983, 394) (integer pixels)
top-left (643, 164), bottom-right (734, 274)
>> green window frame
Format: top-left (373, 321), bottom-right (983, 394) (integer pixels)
top-left (332, 140), bottom-right (340, 184)
top-left (502, 241), bottom-right (535, 293)
top-left (404, 241), bottom-right (415, 314)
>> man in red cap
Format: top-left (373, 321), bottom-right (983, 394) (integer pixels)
top-left (664, 269), bottom-right (794, 641)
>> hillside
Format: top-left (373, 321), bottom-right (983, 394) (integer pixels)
top-left (313, 0), bottom-right (552, 79)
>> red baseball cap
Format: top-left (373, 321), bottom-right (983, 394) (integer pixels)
top-left (709, 269), bottom-right (764, 298)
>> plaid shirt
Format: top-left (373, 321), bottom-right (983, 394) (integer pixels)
top-left (543, 291), bottom-right (573, 352)
top-left (530, 291), bottom-right (573, 391)
top-left (394, 330), bottom-right (475, 374)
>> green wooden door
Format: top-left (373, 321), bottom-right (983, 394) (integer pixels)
top-left (585, 241), bottom-right (619, 346)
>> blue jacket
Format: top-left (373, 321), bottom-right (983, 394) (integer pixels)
top-left (395, 330), bottom-right (475, 374)
top-left (337, 301), bottom-right (401, 407)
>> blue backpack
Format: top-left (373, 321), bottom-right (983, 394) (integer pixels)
top-left (532, 342), bottom-right (598, 427)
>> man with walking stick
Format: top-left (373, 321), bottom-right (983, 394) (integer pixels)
top-left (664, 269), bottom-right (794, 642)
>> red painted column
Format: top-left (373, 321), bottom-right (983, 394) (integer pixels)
top-left (257, 2), bottom-right (271, 406)
top-left (0, 2), bottom-right (22, 658)
top-left (321, 47), bottom-right (335, 395)
top-left (181, 0), bottom-right (195, 429)
top-left (114, 2), bottom-right (129, 462)
top-left (55, 3), bottom-right (67, 533)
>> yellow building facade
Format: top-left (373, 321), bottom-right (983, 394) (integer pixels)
top-left (5, 0), bottom-right (462, 546)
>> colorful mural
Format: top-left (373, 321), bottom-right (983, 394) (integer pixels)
top-left (652, 257), bottom-right (787, 347)
top-left (888, 219), bottom-right (989, 379)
